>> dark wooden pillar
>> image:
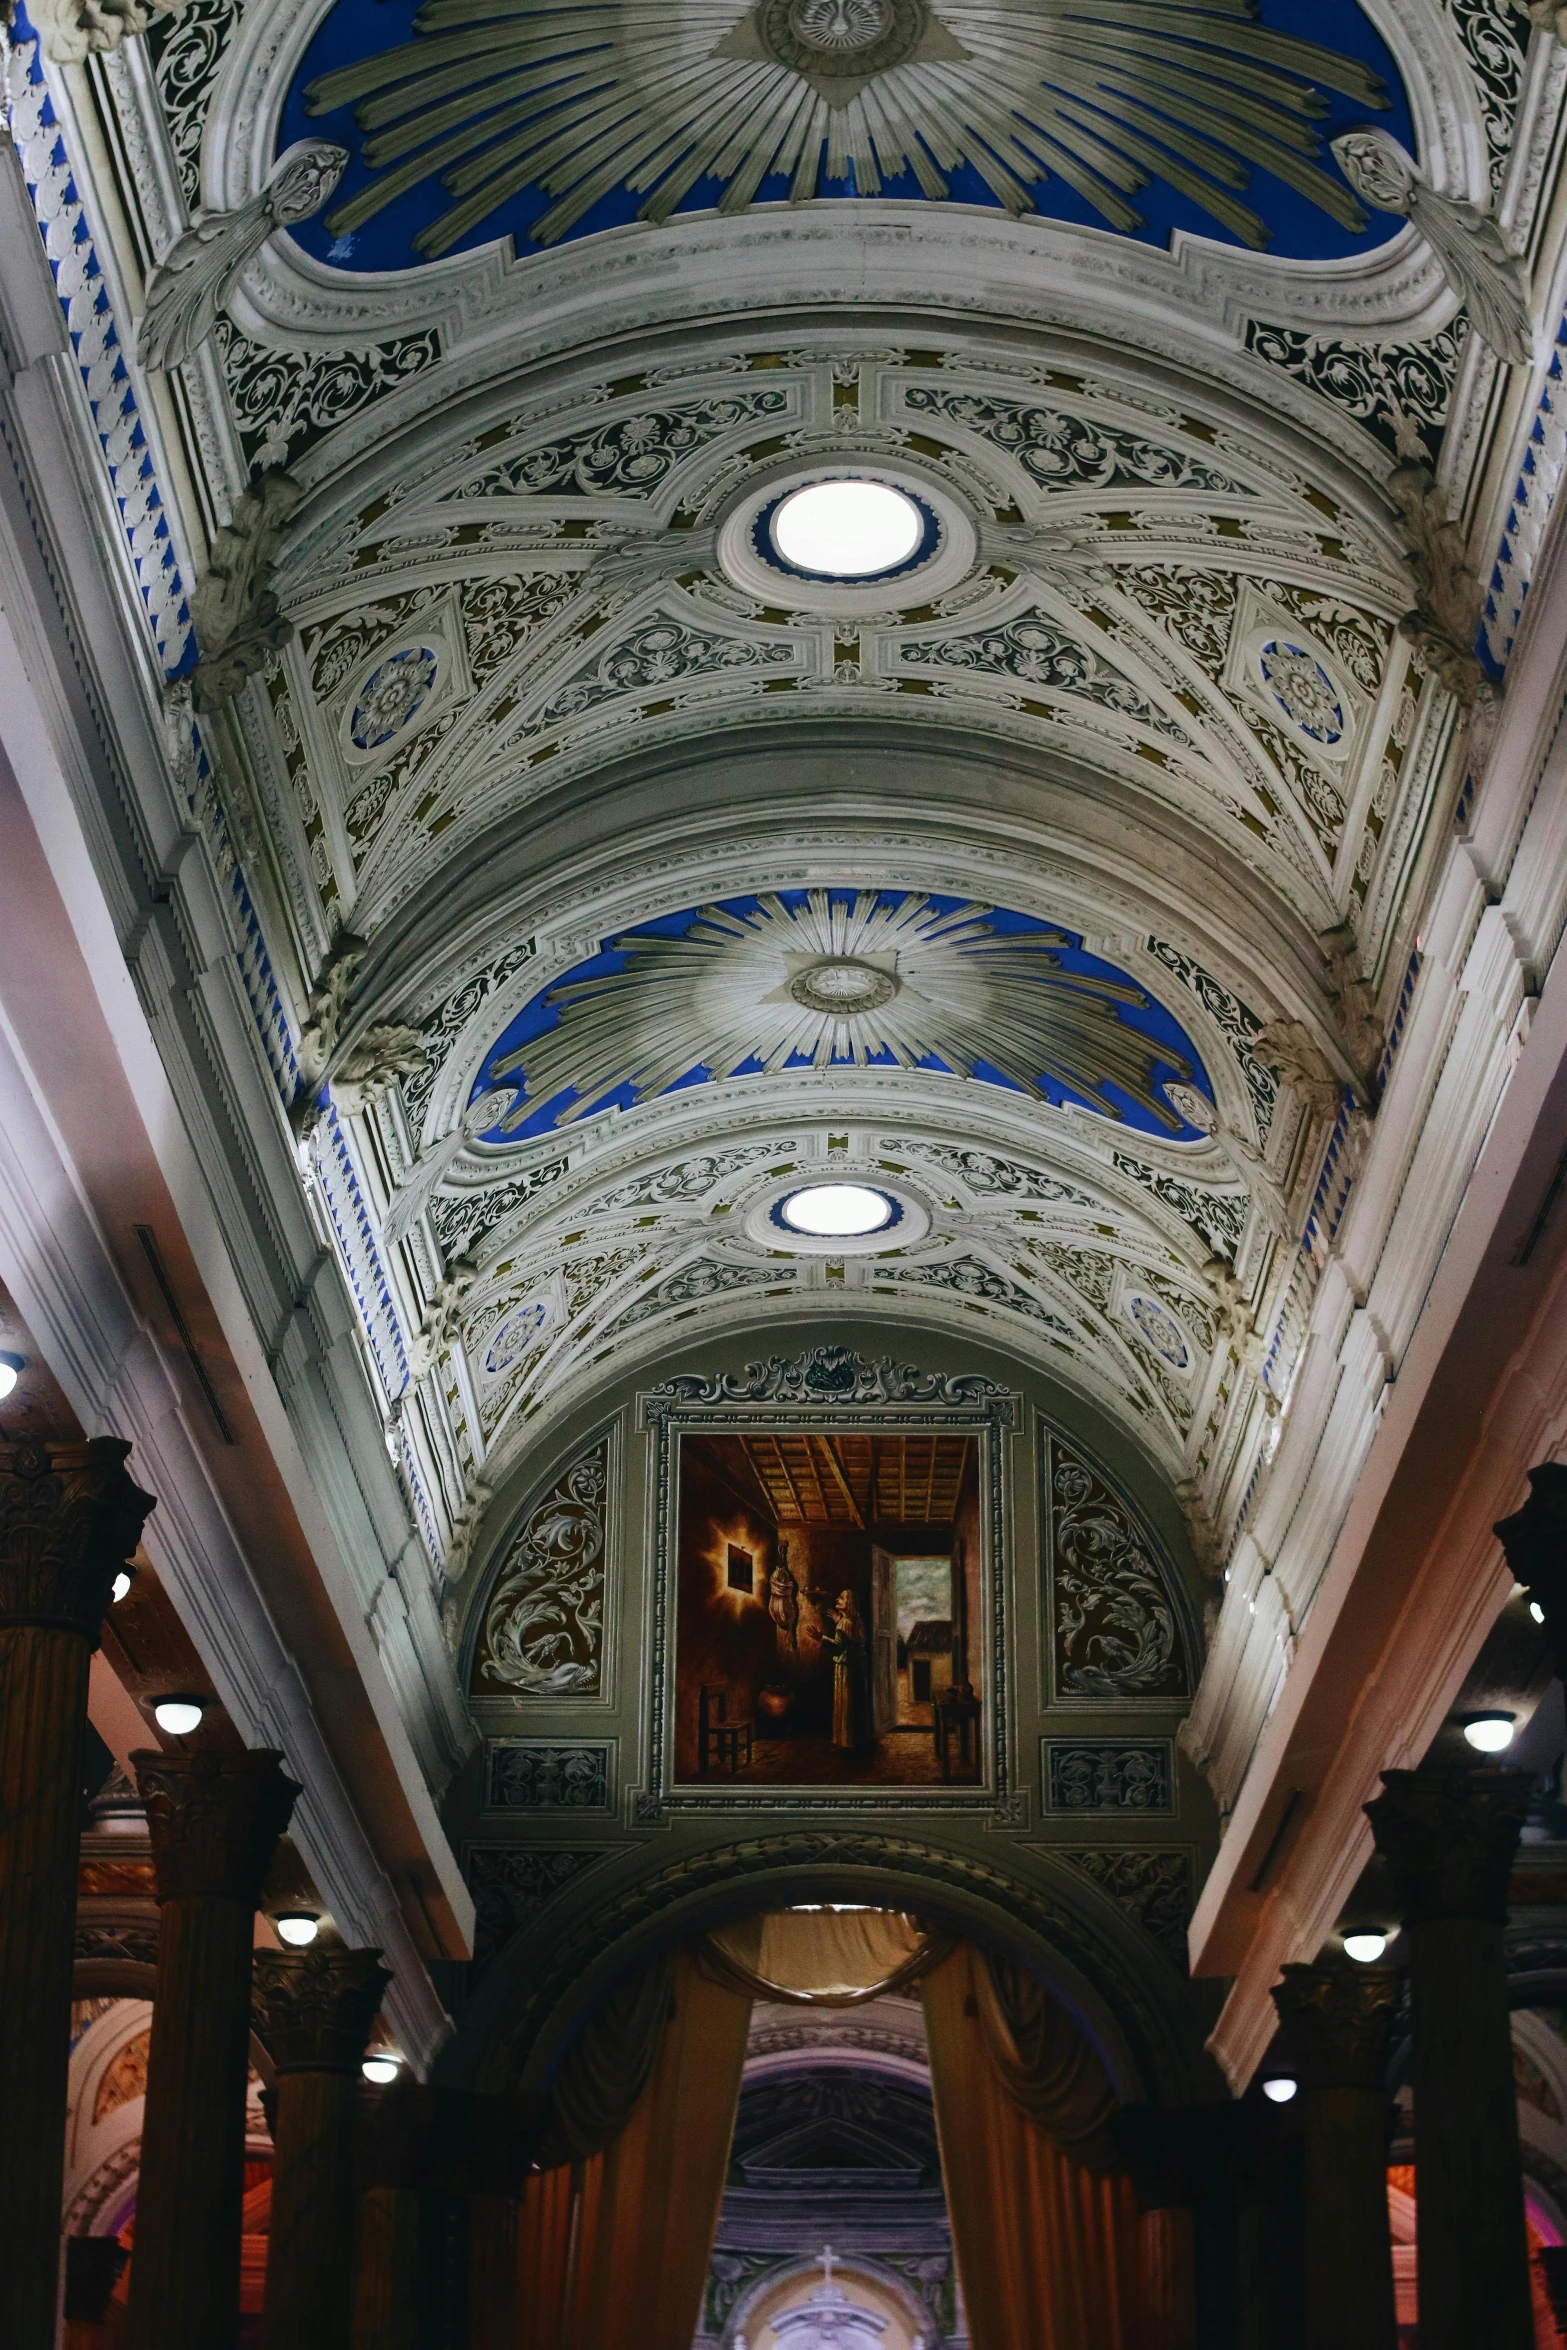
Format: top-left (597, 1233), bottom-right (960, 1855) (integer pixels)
top-left (1366, 1766), bottom-right (1533, 2350)
top-left (254, 1946), bottom-right (391, 2350)
top-left (0, 1439), bottom-right (153, 2350)
top-left (1271, 1962), bottom-right (1399, 2350)
top-left (124, 1748), bottom-right (297, 2350)
top-left (63, 2236), bottom-right (130, 2347)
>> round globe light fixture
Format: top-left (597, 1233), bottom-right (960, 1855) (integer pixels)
top-left (1342, 1931), bottom-right (1388, 1964)
top-left (0, 1351), bottom-right (22, 1401)
top-left (772, 479), bottom-right (922, 578)
top-left (1463, 1713), bottom-right (1517, 1753)
top-left (362, 2054), bottom-right (401, 2085)
top-left (1261, 2076), bottom-right (1298, 2104)
top-left (1531, 1600), bottom-right (1547, 1625)
top-left (275, 1912), bottom-right (321, 1948)
top-left (153, 1697), bottom-right (205, 1737)
top-left (778, 1184), bottom-right (894, 1237)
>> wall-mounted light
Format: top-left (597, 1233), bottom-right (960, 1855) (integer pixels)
top-left (1261, 2075), bottom-right (1298, 2104)
top-left (1343, 1931), bottom-right (1388, 1964)
top-left (1531, 1601), bottom-right (1547, 1626)
top-left (0, 1351), bottom-right (23, 1401)
top-left (111, 1569), bottom-right (134, 1604)
top-left (275, 1913), bottom-right (321, 1948)
top-left (362, 2054), bottom-right (401, 2085)
top-left (1462, 1713), bottom-right (1517, 1754)
top-left (153, 1696), bottom-right (206, 1736)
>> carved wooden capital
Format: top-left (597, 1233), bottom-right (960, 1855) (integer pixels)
top-left (1495, 1463), bottom-right (1567, 1673)
top-left (133, 1749), bottom-right (298, 1905)
top-left (0, 1439), bottom-right (154, 1640)
top-left (253, 1946), bottom-right (391, 2074)
top-left (1271, 1963), bottom-right (1400, 2092)
top-left (1365, 1766), bottom-right (1530, 1926)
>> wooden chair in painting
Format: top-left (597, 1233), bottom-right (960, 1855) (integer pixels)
top-left (698, 1682), bottom-right (754, 1775)
top-left (933, 1682), bottom-right (981, 1782)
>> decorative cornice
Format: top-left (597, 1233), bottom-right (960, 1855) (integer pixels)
top-left (252, 1946), bottom-right (391, 2073)
top-left (133, 1748), bottom-right (299, 1905)
top-left (0, 1440), bottom-right (155, 1640)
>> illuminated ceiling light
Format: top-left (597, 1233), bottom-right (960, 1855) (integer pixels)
top-left (1342, 1931), bottom-right (1388, 1964)
top-left (0, 1351), bottom-right (23, 1400)
top-left (275, 1912), bottom-right (321, 1947)
top-left (111, 1569), bottom-right (134, 1604)
top-left (153, 1697), bottom-right (206, 1736)
top-left (779, 1184), bottom-right (894, 1237)
top-left (362, 2054), bottom-right (401, 2084)
top-left (1261, 2076), bottom-right (1298, 2104)
top-left (1463, 1714), bottom-right (1517, 1753)
top-left (1531, 1600), bottom-right (1546, 1625)
top-left (772, 480), bottom-right (921, 578)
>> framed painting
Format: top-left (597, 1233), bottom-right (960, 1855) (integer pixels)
top-left (639, 1347), bottom-right (1015, 1815)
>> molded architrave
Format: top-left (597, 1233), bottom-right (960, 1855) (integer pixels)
top-left (1188, 498), bottom-right (1567, 2084)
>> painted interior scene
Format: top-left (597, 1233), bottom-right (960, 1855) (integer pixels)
top-left (674, 1432), bottom-right (984, 1787)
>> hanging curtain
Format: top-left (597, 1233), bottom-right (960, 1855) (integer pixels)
top-left (922, 1944), bottom-right (1146, 2350)
top-left (700, 1906), bottom-right (951, 2005)
top-left (515, 1948), bottom-right (751, 2350)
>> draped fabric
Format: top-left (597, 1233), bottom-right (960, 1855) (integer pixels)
top-left (922, 1944), bottom-right (1145, 2350)
top-left (700, 1907), bottom-right (949, 2005)
top-left (972, 1948), bottom-right (1118, 2168)
top-left (536, 1953), bottom-right (674, 2166)
top-left (515, 1949), bottom-right (751, 2350)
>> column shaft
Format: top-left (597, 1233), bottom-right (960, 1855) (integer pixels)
top-left (1366, 1766), bottom-right (1533, 2350)
top-left (1271, 1963), bottom-right (1398, 2350)
top-left (124, 1750), bottom-right (297, 2350)
top-left (1408, 1913), bottom-right (1532, 2350)
top-left (352, 2188), bottom-right (422, 2350)
top-left (0, 1438), bottom-right (153, 2350)
top-left (264, 2070), bottom-right (360, 2350)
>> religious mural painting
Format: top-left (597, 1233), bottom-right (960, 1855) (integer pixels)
top-left (643, 1348), bottom-right (1013, 1810)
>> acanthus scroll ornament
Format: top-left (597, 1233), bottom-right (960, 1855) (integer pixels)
top-left (1331, 130), bottom-right (1534, 368)
top-left (651, 1343), bottom-right (1011, 1411)
top-left (1384, 464), bottom-right (1492, 709)
top-left (136, 144), bottom-right (349, 373)
top-left (25, 0), bottom-right (181, 66)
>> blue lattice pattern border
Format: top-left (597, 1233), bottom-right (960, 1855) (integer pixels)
top-left (1484, 317), bottom-right (1567, 676)
top-left (9, 13), bottom-right (193, 676)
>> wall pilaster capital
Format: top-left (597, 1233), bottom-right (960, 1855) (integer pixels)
top-left (1495, 1463), bottom-right (1567, 1671)
top-left (1271, 1963), bottom-right (1400, 2092)
top-left (1365, 1765), bottom-right (1530, 1925)
top-left (253, 1946), bottom-right (391, 2074)
top-left (133, 1748), bottom-right (298, 1905)
top-left (0, 1438), bottom-right (154, 1639)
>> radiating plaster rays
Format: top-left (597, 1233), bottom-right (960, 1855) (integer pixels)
top-left (471, 890), bottom-right (1208, 1139)
top-left (302, 0), bottom-right (1386, 257)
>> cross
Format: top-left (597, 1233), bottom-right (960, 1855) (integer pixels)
top-left (821, 2246), bottom-right (835, 2288)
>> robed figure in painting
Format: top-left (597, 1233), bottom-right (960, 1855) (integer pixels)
top-left (825, 1590), bottom-right (871, 1753)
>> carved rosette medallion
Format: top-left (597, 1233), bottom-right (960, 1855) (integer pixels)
top-left (0, 1439), bottom-right (155, 1640)
top-left (133, 1749), bottom-right (299, 1905)
top-left (1365, 1766), bottom-right (1531, 1926)
top-left (1270, 1963), bottom-right (1400, 2092)
top-left (252, 1947), bottom-right (391, 2073)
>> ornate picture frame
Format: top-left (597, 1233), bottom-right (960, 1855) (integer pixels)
top-left (638, 1346), bottom-right (1015, 1818)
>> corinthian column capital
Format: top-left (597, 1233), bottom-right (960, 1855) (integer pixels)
top-left (1365, 1766), bottom-right (1530, 1926)
top-left (133, 1749), bottom-right (299, 1905)
top-left (1495, 1463), bottom-right (1567, 1670)
top-left (253, 1946), bottom-right (391, 2074)
top-left (1271, 1963), bottom-right (1401, 2092)
top-left (0, 1438), bottom-right (154, 1639)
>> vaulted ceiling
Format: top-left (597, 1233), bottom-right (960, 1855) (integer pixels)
top-left (13, 0), bottom-right (1544, 1594)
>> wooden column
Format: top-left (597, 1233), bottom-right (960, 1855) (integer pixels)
top-left (0, 1439), bottom-right (153, 2350)
top-left (1271, 1963), bottom-right (1399, 2350)
top-left (124, 1748), bottom-right (297, 2350)
top-left (254, 1946), bottom-right (391, 2350)
top-left (1366, 1766), bottom-right (1533, 2350)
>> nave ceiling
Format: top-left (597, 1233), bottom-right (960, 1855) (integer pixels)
top-left (6, 0), bottom-right (1564, 1648)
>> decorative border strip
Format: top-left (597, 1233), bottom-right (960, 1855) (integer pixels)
top-left (9, 16), bottom-right (192, 676)
top-left (1484, 316), bottom-right (1567, 671)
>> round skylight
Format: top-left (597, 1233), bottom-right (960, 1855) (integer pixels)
top-left (772, 480), bottom-right (922, 578)
top-left (778, 1183), bottom-right (895, 1236)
